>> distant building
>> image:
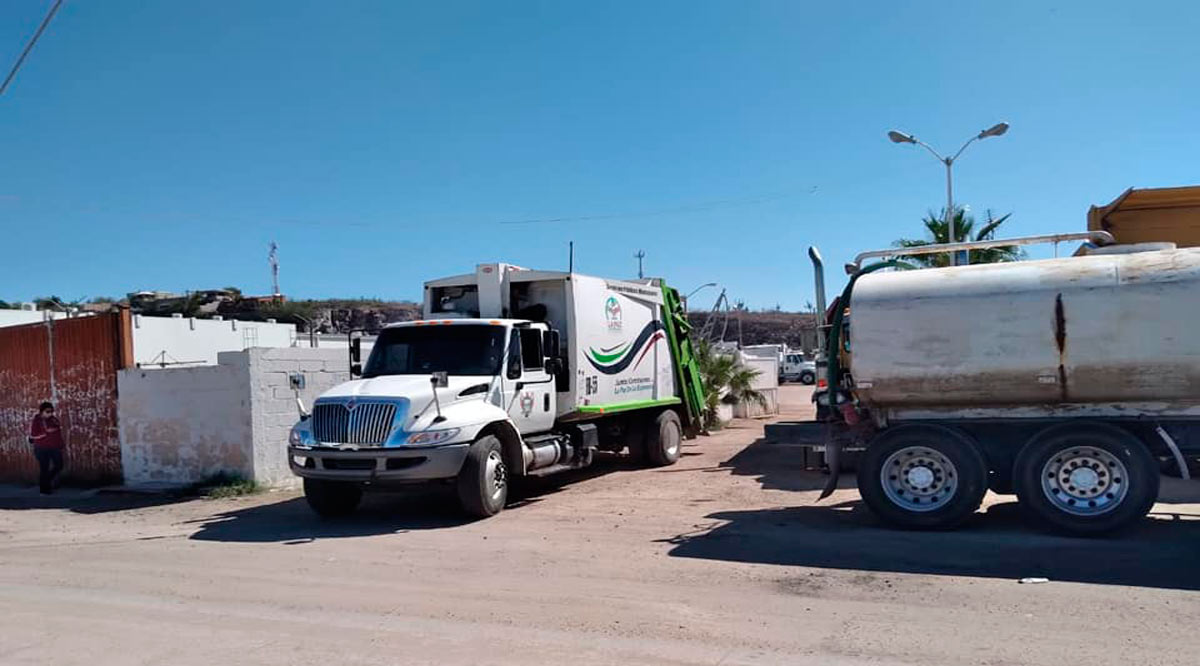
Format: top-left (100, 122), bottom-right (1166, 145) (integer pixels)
top-left (1089, 186), bottom-right (1200, 247)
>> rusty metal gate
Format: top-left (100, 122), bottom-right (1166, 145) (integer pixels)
top-left (0, 311), bottom-right (132, 484)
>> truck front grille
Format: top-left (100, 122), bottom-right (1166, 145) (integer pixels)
top-left (312, 401), bottom-right (398, 445)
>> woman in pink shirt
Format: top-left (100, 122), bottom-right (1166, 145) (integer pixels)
top-left (29, 402), bottom-right (65, 494)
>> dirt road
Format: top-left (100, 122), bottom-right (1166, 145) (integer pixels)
top-left (3, 385), bottom-right (1199, 665)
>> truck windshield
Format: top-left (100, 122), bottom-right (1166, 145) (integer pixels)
top-left (362, 325), bottom-right (507, 377)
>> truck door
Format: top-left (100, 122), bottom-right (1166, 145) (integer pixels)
top-left (503, 326), bottom-right (557, 435)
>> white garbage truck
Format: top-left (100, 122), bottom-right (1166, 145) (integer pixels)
top-left (288, 263), bottom-right (706, 518)
top-left (767, 232), bottom-right (1200, 535)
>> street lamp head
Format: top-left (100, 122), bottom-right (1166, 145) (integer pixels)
top-left (979, 122), bottom-right (1009, 139)
top-left (887, 130), bottom-right (916, 144)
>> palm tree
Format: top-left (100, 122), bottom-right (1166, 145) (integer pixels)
top-left (895, 207), bottom-right (1023, 268)
top-left (695, 340), bottom-right (767, 429)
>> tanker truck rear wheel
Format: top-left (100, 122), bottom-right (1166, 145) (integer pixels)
top-left (857, 425), bottom-right (987, 530)
top-left (1013, 423), bottom-right (1158, 536)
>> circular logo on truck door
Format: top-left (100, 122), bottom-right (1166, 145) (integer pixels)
top-left (605, 296), bottom-right (623, 331)
top-left (519, 392), bottom-right (535, 417)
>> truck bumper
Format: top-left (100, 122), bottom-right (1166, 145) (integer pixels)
top-left (288, 443), bottom-right (470, 482)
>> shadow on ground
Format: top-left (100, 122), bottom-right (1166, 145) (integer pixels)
top-left (189, 453), bottom-right (644, 543)
top-left (720, 437), bottom-right (836, 492)
top-left (662, 497), bottom-right (1200, 591)
top-left (0, 486), bottom-right (188, 514)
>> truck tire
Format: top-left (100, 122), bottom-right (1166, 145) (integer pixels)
top-left (857, 424), bottom-right (987, 530)
top-left (799, 370), bottom-right (816, 385)
top-left (1013, 423), bottom-right (1158, 536)
top-left (303, 478), bottom-right (363, 518)
top-left (457, 435), bottom-right (508, 518)
top-left (645, 410), bottom-right (683, 467)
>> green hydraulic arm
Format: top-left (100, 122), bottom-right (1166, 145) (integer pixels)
top-left (659, 281), bottom-right (706, 436)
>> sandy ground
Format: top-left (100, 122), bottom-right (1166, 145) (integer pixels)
top-left (2, 384), bottom-right (1200, 665)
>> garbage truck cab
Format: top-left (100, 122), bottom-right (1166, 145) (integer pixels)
top-left (288, 263), bottom-right (705, 518)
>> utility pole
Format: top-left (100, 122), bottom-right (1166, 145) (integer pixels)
top-left (634, 250), bottom-right (646, 280)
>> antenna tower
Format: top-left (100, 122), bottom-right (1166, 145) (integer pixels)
top-left (268, 242), bottom-right (281, 299)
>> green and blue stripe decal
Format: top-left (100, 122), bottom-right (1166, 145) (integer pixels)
top-left (586, 321), bottom-right (666, 375)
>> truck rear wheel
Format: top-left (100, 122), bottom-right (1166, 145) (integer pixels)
top-left (645, 410), bottom-right (683, 467)
top-left (303, 479), bottom-right (363, 518)
top-left (457, 435), bottom-right (508, 518)
top-left (857, 425), bottom-right (987, 530)
top-left (1013, 423), bottom-right (1158, 536)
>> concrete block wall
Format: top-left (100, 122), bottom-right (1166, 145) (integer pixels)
top-left (118, 347), bottom-right (349, 488)
top-left (244, 348), bottom-right (349, 487)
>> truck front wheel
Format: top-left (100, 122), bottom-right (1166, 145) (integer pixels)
top-left (645, 410), bottom-right (683, 467)
top-left (857, 425), bottom-right (987, 530)
top-left (799, 370), bottom-right (816, 385)
top-left (303, 479), bottom-right (363, 518)
top-left (457, 435), bottom-right (509, 518)
top-left (1013, 423), bottom-right (1158, 536)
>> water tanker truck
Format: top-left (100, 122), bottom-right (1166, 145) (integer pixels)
top-left (288, 263), bottom-right (705, 518)
top-left (767, 232), bottom-right (1200, 535)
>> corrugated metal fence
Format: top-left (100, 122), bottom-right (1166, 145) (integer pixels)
top-left (0, 312), bottom-right (133, 484)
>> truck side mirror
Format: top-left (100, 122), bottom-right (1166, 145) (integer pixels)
top-left (542, 329), bottom-right (560, 358)
top-left (350, 337), bottom-right (362, 363)
top-left (350, 362), bottom-right (362, 377)
top-left (544, 357), bottom-right (562, 376)
top-left (506, 334), bottom-right (522, 380)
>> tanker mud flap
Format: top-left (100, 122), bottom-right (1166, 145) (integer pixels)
top-left (818, 427), bottom-right (841, 501)
top-left (1155, 424), bottom-right (1191, 481)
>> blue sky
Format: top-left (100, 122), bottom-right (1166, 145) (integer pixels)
top-left (2, 1), bottom-right (1198, 309)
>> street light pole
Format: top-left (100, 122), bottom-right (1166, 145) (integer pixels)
top-left (887, 122), bottom-right (1009, 266)
top-left (683, 282), bottom-right (717, 313)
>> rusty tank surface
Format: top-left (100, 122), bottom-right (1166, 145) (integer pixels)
top-left (848, 246), bottom-right (1200, 411)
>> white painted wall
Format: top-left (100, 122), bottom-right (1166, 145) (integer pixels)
top-left (118, 347), bottom-right (348, 488)
top-left (118, 363), bottom-right (253, 486)
top-left (131, 315), bottom-right (298, 367)
top-left (731, 352), bottom-right (780, 418)
top-left (0, 310), bottom-right (82, 328)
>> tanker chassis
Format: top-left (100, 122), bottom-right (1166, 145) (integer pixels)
top-left (767, 232), bottom-right (1200, 535)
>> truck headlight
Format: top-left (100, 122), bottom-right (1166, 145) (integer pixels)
top-left (289, 423), bottom-right (312, 447)
top-left (406, 428), bottom-right (461, 445)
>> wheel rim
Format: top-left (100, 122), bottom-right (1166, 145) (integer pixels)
top-left (880, 445), bottom-right (959, 513)
top-left (663, 422), bottom-right (680, 457)
top-left (485, 449), bottom-right (507, 501)
top-left (1040, 447), bottom-right (1128, 516)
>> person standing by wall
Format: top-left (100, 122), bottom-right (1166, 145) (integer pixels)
top-left (29, 402), bottom-right (65, 494)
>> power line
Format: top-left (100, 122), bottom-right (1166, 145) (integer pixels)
top-left (0, 0), bottom-right (64, 98)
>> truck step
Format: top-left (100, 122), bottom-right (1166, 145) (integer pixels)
top-left (525, 462), bottom-right (585, 477)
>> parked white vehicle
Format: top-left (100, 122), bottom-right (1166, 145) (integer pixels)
top-left (288, 263), bottom-right (705, 518)
top-left (781, 353), bottom-right (816, 385)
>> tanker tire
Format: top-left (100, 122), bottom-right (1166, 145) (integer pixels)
top-left (857, 425), bottom-right (987, 530)
top-left (457, 435), bottom-right (508, 518)
top-left (799, 370), bottom-right (816, 385)
top-left (303, 478), bottom-right (363, 518)
top-left (646, 410), bottom-right (683, 467)
top-left (1013, 423), bottom-right (1158, 536)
